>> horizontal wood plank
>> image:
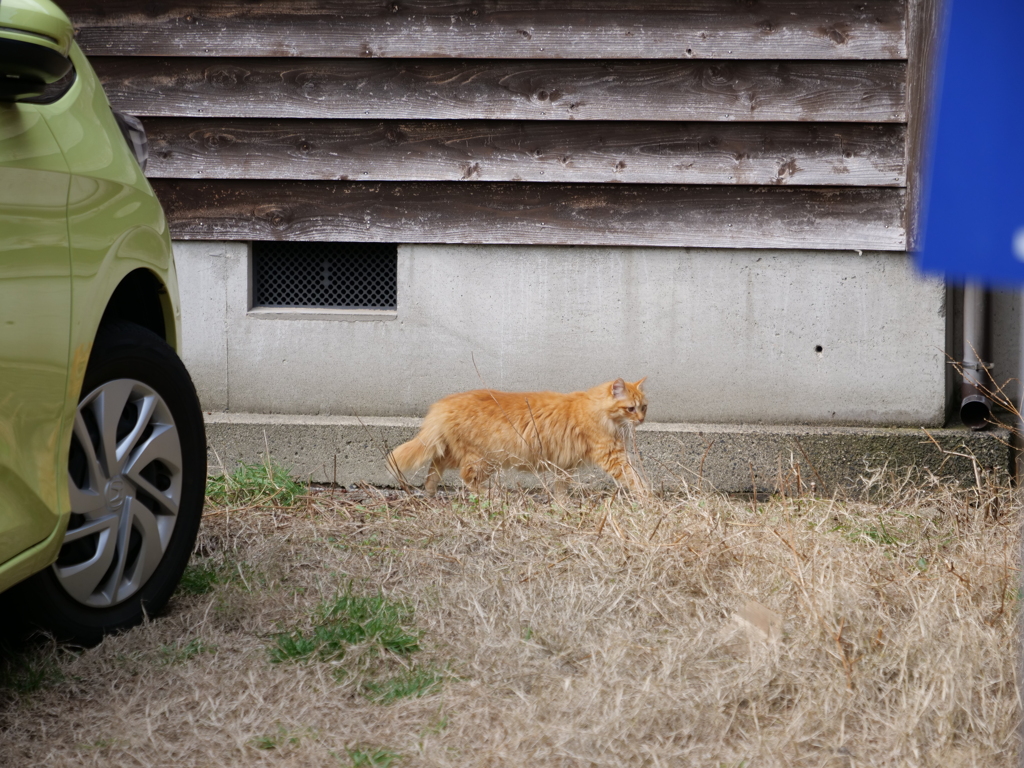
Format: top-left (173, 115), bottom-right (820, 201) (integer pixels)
top-left (95, 58), bottom-right (907, 122)
top-left (144, 118), bottom-right (907, 186)
top-left (150, 180), bottom-right (906, 250)
top-left (66, 1), bottom-right (906, 60)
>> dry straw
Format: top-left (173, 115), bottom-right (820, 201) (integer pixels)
top-left (0, 457), bottom-right (1020, 767)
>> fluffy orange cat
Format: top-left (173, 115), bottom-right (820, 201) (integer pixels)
top-left (387, 378), bottom-right (648, 496)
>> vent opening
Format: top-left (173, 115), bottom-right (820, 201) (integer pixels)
top-left (252, 241), bottom-right (397, 310)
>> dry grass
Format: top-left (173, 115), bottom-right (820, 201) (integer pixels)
top-left (0, 466), bottom-right (1020, 767)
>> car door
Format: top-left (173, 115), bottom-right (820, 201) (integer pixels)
top-left (0, 100), bottom-right (72, 564)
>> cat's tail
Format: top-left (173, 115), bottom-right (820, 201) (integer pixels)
top-left (386, 420), bottom-right (446, 483)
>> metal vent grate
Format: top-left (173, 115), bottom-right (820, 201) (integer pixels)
top-left (252, 241), bottom-right (397, 310)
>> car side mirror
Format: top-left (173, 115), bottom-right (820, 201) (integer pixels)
top-left (0, 0), bottom-right (74, 102)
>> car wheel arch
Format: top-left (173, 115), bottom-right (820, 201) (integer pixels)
top-left (97, 267), bottom-right (175, 348)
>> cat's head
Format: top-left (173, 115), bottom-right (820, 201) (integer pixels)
top-left (607, 377), bottom-right (647, 425)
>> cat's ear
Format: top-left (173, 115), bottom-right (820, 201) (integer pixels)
top-left (611, 378), bottom-right (627, 399)
top-left (634, 377), bottom-right (647, 391)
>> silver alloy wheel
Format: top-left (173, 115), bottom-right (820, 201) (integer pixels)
top-left (54, 378), bottom-right (183, 608)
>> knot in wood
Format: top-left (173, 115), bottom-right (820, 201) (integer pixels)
top-left (256, 206), bottom-right (290, 230)
top-left (209, 67), bottom-right (242, 89)
top-left (703, 64), bottom-right (733, 88)
top-left (826, 27), bottom-right (848, 45)
top-left (298, 77), bottom-right (322, 95)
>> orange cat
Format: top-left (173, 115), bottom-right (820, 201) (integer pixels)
top-left (387, 378), bottom-right (648, 496)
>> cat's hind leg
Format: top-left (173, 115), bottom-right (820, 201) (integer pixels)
top-left (424, 458), bottom-right (445, 497)
top-left (550, 464), bottom-right (577, 506)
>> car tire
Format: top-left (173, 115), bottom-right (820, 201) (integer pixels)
top-left (9, 321), bottom-right (206, 645)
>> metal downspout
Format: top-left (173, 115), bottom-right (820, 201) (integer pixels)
top-left (960, 283), bottom-right (992, 430)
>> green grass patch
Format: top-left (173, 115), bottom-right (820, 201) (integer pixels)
top-left (177, 562), bottom-right (222, 596)
top-left (363, 666), bottom-right (446, 704)
top-left (177, 559), bottom-right (267, 596)
top-left (250, 723), bottom-right (316, 751)
top-left (268, 588), bottom-right (445, 704)
top-left (830, 519), bottom-right (903, 548)
top-left (860, 521), bottom-right (900, 546)
top-left (0, 648), bottom-right (66, 697)
top-left (270, 589), bottom-right (421, 665)
top-left (157, 637), bottom-right (216, 665)
top-left (207, 459), bottom-right (307, 508)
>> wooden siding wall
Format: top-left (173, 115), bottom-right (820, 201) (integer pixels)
top-left (64, 1), bottom-right (915, 250)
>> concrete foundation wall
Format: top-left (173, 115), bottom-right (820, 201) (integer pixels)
top-left (174, 242), bottom-right (947, 426)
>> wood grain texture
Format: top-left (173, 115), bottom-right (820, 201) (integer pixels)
top-left (66, 0), bottom-right (907, 60)
top-left (144, 118), bottom-right (907, 186)
top-left (150, 180), bottom-right (906, 250)
top-left (904, 0), bottom-right (942, 250)
top-left (94, 58), bottom-right (907, 122)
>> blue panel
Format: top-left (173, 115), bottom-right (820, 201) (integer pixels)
top-left (916, 0), bottom-right (1024, 286)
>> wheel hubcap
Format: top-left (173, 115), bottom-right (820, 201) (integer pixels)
top-left (55, 379), bottom-right (183, 608)
top-left (103, 476), bottom-right (127, 510)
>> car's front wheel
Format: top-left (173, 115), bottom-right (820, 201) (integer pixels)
top-left (11, 321), bottom-right (206, 644)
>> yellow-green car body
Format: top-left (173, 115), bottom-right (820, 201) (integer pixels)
top-left (0, 0), bottom-right (204, 643)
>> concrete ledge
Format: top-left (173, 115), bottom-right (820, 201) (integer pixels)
top-left (204, 413), bottom-right (1011, 494)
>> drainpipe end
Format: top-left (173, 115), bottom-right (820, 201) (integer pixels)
top-left (960, 386), bottom-right (992, 431)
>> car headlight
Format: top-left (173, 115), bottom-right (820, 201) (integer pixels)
top-left (112, 109), bottom-right (148, 173)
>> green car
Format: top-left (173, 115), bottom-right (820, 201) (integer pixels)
top-left (0, 0), bottom-right (206, 644)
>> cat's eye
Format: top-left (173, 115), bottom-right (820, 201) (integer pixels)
top-left (627, 406), bottom-right (636, 412)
